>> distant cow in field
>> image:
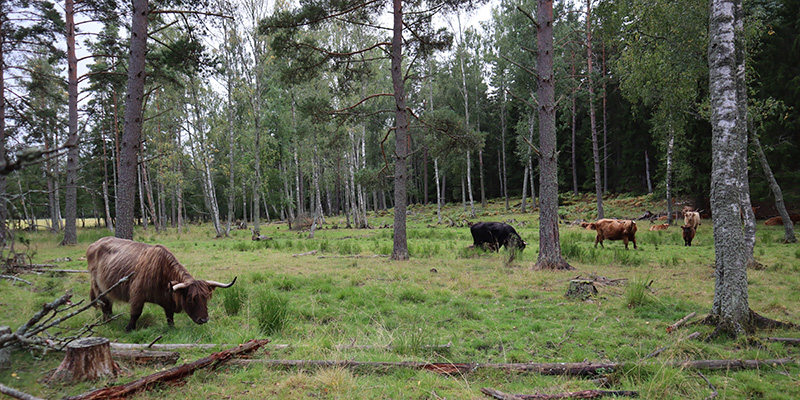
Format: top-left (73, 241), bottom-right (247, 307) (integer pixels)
top-left (649, 223), bottom-right (669, 231)
top-left (684, 211), bottom-right (701, 230)
top-left (470, 222), bottom-right (527, 252)
top-left (764, 214), bottom-right (800, 226)
top-left (682, 225), bottom-right (696, 246)
top-left (593, 219), bottom-right (638, 250)
top-left (87, 237), bottom-right (237, 331)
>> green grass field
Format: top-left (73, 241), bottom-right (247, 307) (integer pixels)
top-left (2, 194), bottom-right (799, 399)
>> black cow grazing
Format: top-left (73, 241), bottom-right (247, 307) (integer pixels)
top-left (470, 222), bottom-right (527, 252)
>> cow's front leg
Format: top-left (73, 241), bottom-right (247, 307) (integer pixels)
top-left (126, 301), bottom-right (144, 332)
top-left (164, 307), bottom-right (175, 327)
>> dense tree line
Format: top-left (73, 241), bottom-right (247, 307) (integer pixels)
top-left (2, 0), bottom-right (798, 241)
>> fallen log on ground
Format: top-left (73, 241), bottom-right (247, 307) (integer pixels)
top-left (111, 349), bottom-right (180, 366)
top-left (229, 358), bottom-right (794, 376)
top-left (63, 339), bottom-right (269, 400)
top-left (481, 387), bottom-right (639, 399)
top-left (0, 383), bottom-right (44, 400)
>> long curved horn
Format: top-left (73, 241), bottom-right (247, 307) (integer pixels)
top-left (172, 282), bottom-right (191, 291)
top-left (206, 276), bottom-right (237, 288)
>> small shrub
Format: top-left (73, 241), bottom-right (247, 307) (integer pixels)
top-left (254, 289), bottom-right (290, 335)
top-left (561, 241), bottom-right (584, 260)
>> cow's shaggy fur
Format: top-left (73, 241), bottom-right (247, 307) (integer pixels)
top-left (684, 211), bottom-right (701, 230)
top-left (681, 225), bottom-right (696, 246)
top-left (87, 237), bottom-right (235, 331)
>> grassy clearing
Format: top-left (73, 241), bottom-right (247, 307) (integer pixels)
top-left (1, 195), bottom-right (799, 399)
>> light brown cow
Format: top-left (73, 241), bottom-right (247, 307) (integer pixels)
top-left (649, 223), bottom-right (669, 231)
top-left (87, 237), bottom-right (236, 331)
top-left (684, 211), bottom-right (701, 230)
top-left (594, 219), bottom-right (638, 250)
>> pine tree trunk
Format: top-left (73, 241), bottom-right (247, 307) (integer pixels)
top-left (708, 0), bottom-right (750, 337)
top-left (752, 136), bottom-right (796, 242)
top-left (500, 90), bottom-right (509, 210)
top-left (535, 0), bottom-right (573, 270)
top-left (0, 13), bottom-right (6, 245)
top-left (62, 0), bottom-right (79, 245)
top-left (602, 43), bottom-right (609, 194)
top-left (138, 161), bottom-right (148, 231)
top-left (116, 0), bottom-right (148, 240)
top-left (390, 0), bottom-right (409, 260)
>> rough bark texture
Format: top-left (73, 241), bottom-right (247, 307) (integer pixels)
top-left (62, 0), bottom-right (79, 245)
top-left (734, 0), bottom-right (756, 261)
top-left (534, 0), bottom-right (573, 271)
top-left (116, 0), bottom-right (149, 240)
top-left (0, 7), bottom-right (7, 245)
top-left (390, 0), bottom-right (409, 260)
top-left (752, 135), bottom-right (796, 242)
top-left (47, 337), bottom-right (122, 383)
top-left (708, 0), bottom-right (750, 337)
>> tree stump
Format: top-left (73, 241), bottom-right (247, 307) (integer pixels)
top-left (48, 337), bottom-right (121, 383)
top-left (565, 280), bottom-right (598, 300)
top-left (0, 326), bottom-right (10, 369)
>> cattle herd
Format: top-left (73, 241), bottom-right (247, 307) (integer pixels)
top-left (87, 210), bottom-right (709, 331)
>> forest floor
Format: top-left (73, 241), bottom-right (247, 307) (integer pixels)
top-left (1, 193), bottom-right (799, 399)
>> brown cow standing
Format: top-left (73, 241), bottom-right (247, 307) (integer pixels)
top-left (87, 237), bottom-right (236, 331)
top-left (681, 225), bottom-right (696, 246)
top-left (593, 219), bottom-right (638, 250)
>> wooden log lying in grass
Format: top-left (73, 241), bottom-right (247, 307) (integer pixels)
top-left (109, 342), bottom-right (451, 351)
top-left (63, 339), bottom-right (269, 400)
top-left (111, 349), bottom-right (180, 367)
top-left (0, 383), bottom-right (45, 400)
top-left (229, 358), bottom-right (794, 376)
top-left (666, 312), bottom-right (697, 333)
top-left (481, 387), bottom-right (639, 399)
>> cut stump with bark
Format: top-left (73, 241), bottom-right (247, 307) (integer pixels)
top-left (566, 280), bottom-right (598, 300)
top-left (47, 337), bottom-right (121, 383)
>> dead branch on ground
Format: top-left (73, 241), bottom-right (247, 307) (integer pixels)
top-left (0, 383), bottom-right (45, 400)
top-left (481, 387), bottom-right (639, 399)
top-left (666, 312), bottom-right (697, 333)
top-left (63, 339), bottom-right (269, 400)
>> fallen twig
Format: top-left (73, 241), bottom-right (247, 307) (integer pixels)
top-left (317, 254), bottom-right (389, 259)
top-left (292, 250), bottom-right (318, 257)
top-left (645, 332), bottom-right (701, 359)
top-left (63, 339), bottom-right (269, 400)
top-left (30, 268), bottom-right (88, 274)
top-left (481, 387), bottom-right (639, 399)
top-left (697, 372), bottom-right (718, 400)
top-left (666, 312), bottom-right (697, 333)
top-left (0, 275), bottom-right (32, 285)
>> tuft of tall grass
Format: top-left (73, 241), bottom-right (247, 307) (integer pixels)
top-left (220, 283), bottom-right (246, 316)
top-left (254, 289), bottom-right (290, 335)
top-left (626, 276), bottom-right (653, 308)
top-left (613, 249), bottom-right (644, 267)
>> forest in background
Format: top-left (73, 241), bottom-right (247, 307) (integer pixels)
top-left (2, 0), bottom-right (798, 238)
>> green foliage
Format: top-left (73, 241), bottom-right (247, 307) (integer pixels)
top-left (220, 283), bottom-right (246, 316)
top-left (626, 276), bottom-right (654, 308)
